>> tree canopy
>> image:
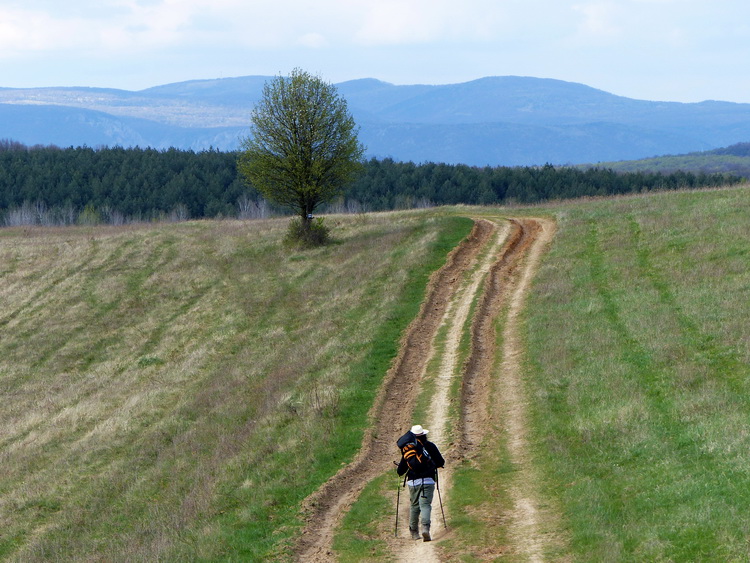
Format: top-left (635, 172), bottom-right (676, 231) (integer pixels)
top-left (237, 69), bottom-right (365, 231)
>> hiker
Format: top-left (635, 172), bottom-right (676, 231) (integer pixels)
top-left (396, 424), bottom-right (445, 542)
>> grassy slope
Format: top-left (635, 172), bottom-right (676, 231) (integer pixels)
top-left (335, 189), bottom-right (750, 562)
top-left (0, 213), bottom-right (472, 561)
top-left (525, 186), bottom-right (750, 560)
top-left (5, 185), bottom-right (750, 562)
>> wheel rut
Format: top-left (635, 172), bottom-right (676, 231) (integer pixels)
top-left (294, 219), bottom-right (494, 562)
top-left (294, 216), bottom-right (559, 562)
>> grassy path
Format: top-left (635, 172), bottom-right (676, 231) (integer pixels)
top-left (389, 218), bottom-right (511, 562)
top-left (329, 216), bottom-right (563, 562)
top-left (294, 219), bottom-right (495, 561)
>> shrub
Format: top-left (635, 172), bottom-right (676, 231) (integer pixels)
top-left (284, 216), bottom-right (331, 248)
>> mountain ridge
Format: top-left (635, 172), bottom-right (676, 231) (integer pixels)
top-left (1, 75), bottom-right (749, 166)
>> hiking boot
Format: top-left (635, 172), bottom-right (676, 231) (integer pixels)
top-left (421, 527), bottom-right (431, 542)
top-left (409, 528), bottom-right (420, 540)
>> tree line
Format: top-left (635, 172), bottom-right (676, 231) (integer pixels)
top-left (0, 141), bottom-right (741, 225)
top-left (0, 142), bottom-right (250, 224)
top-left (348, 158), bottom-right (740, 211)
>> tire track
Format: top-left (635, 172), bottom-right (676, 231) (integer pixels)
top-left (295, 216), bottom-right (559, 562)
top-left (294, 220), bottom-right (494, 562)
top-left (456, 218), bottom-right (542, 455)
top-left (495, 218), bottom-right (560, 562)
top-left (389, 218), bottom-right (511, 562)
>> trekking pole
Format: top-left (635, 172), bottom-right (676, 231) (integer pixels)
top-left (436, 468), bottom-right (447, 529)
top-left (395, 479), bottom-right (400, 537)
top-left (394, 461), bottom-right (400, 537)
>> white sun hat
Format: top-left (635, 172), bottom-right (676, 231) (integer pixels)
top-left (410, 424), bottom-right (429, 436)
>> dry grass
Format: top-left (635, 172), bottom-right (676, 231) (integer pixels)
top-left (0, 212), bottom-right (464, 561)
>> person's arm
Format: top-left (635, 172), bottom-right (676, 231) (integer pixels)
top-left (396, 456), bottom-right (408, 476)
top-left (429, 443), bottom-right (445, 468)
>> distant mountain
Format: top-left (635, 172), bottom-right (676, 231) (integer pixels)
top-left (2, 76), bottom-right (750, 166)
top-left (0, 104), bottom-right (243, 150)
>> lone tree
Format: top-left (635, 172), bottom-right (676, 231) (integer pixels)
top-left (238, 68), bottom-right (365, 244)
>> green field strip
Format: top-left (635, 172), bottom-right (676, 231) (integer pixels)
top-left (525, 196), bottom-right (750, 561)
top-left (627, 214), bottom-right (750, 395)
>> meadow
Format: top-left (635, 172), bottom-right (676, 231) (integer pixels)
top-left (523, 186), bottom-right (750, 560)
top-left (0, 212), bottom-right (472, 560)
top-left (2, 183), bottom-right (750, 561)
top-left (328, 186), bottom-right (750, 562)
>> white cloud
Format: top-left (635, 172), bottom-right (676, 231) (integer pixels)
top-left (351, 0), bottom-right (522, 46)
top-left (571, 2), bottom-right (624, 43)
top-left (354, 0), bottom-right (446, 45)
top-left (0, 1), bottom-right (551, 55)
top-left (3, 0), bottom-right (750, 101)
top-left (0, 2), bottom-right (189, 54)
top-left (297, 33), bottom-right (328, 49)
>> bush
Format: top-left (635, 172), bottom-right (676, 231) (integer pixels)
top-left (284, 216), bottom-right (331, 248)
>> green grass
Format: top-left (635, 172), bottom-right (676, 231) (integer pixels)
top-left (525, 186), bottom-right (750, 561)
top-left (6, 186), bottom-right (750, 561)
top-left (446, 455), bottom-right (516, 562)
top-left (334, 474), bottom-right (394, 562)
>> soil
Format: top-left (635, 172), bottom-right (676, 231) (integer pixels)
top-left (294, 217), bottom-right (559, 562)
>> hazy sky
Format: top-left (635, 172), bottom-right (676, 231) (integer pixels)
top-left (2, 0), bottom-right (749, 103)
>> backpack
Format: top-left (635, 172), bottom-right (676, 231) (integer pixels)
top-left (397, 431), bottom-right (435, 476)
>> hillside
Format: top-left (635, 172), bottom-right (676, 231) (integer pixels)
top-left (2, 76), bottom-right (750, 165)
top-left (3, 185), bottom-right (750, 560)
top-left (586, 141), bottom-right (750, 178)
top-left (0, 213), bottom-right (473, 560)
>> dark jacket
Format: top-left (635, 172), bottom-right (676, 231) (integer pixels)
top-left (396, 436), bottom-right (445, 481)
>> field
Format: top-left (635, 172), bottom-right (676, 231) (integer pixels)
top-left (2, 184), bottom-right (750, 561)
top-left (0, 212), bottom-right (472, 560)
top-left (524, 187), bottom-right (750, 560)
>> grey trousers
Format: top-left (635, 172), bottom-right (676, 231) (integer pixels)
top-left (408, 483), bottom-right (435, 531)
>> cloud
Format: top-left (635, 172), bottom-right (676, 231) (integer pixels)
top-left (571, 2), bottom-right (624, 43)
top-left (353, 0), bottom-right (445, 45)
top-left (0, 2), bottom-right (187, 54)
top-left (351, 0), bottom-right (523, 46)
top-left (0, 7), bottom-right (118, 55)
top-left (4, 0), bottom-right (750, 102)
top-left (297, 33), bottom-right (328, 49)
top-left (0, 0), bottom-right (555, 58)
top-left (1, 0), bottom-right (520, 52)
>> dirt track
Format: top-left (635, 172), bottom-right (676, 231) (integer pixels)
top-left (294, 217), bottom-right (557, 562)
